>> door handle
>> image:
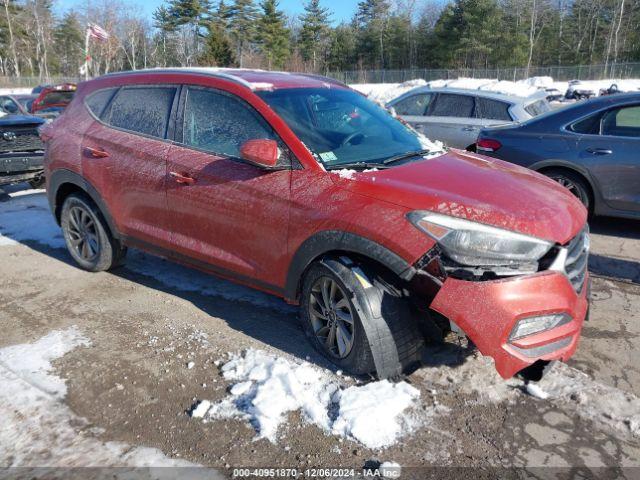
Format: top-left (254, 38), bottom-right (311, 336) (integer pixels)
top-left (169, 171), bottom-right (196, 185)
top-left (586, 147), bottom-right (612, 155)
top-left (82, 146), bottom-right (110, 158)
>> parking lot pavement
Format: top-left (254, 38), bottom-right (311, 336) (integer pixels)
top-left (1, 187), bottom-right (640, 474)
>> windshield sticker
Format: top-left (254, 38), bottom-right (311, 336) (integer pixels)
top-left (319, 151), bottom-right (338, 162)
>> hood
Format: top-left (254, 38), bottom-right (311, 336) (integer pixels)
top-left (0, 113), bottom-right (46, 127)
top-left (330, 149), bottom-right (587, 245)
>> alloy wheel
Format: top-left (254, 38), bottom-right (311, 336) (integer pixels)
top-left (308, 276), bottom-right (355, 359)
top-left (66, 206), bottom-right (100, 261)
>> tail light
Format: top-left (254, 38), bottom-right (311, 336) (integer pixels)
top-left (476, 138), bottom-right (502, 152)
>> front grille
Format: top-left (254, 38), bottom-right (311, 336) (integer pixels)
top-left (564, 225), bottom-right (589, 293)
top-left (0, 126), bottom-right (43, 153)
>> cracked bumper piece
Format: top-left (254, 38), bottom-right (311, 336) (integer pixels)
top-left (430, 271), bottom-right (589, 378)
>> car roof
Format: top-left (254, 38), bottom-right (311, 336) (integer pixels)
top-left (100, 68), bottom-right (348, 91)
top-left (389, 86), bottom-right (545, 105)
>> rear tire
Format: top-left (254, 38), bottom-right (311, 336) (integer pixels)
top-left (300, 258), bottom-right (424, 378)
top-left (60, 193), bottom-right (127, 272)
top-left (544, 169), bottom-right (592, 213)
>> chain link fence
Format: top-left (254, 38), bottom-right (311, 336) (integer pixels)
top-left (2, 62), bottom-right (639, 88)
top-left (0, 76), bottom-right (80, 89)
top-left (325, 62), bottom-right (640, 84)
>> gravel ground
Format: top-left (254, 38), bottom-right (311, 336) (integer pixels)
top-left (1, 186), bottom-right (639, 479)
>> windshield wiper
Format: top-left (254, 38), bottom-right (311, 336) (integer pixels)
top-left (325, 162), bottom-right (388, 171)
top-left (382, 149), bottom-right (434, 165)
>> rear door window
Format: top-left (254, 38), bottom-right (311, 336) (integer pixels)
top-left (106, 86), bottom-right (177, 139)
top-left (181, 86), bottom-right (276, 158)
top-left (429, 94), bottom-right (475, 118)
top-left (392, 94), bottom-right (432, 116)
top-left (476, 97), bottom-right (512, 121)
top-left (602, 106), bottom-right (640, 138)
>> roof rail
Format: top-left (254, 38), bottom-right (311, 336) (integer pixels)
top-left (97, 68), bottom-right (253, 90)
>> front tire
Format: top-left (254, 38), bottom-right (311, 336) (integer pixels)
top-left (60, 193), bottom-right (127, 272)
top-left (544, 169), bottom-right (592, 212)
top-left (300, 258), bottom-right (424, 378)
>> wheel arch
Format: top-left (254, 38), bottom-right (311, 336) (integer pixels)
top-left (531, 161), bottom-right (597, 206)
top-left (284, 231), bottom-right (417, 302)
top-left (48, 169), bottom-right (120, 239)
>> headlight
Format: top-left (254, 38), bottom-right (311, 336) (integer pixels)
top-left (407, 211), bottom-right (553, 267)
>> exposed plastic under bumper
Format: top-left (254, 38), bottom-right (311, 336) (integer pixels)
top-left (430, 270), bottom-right (589, 378)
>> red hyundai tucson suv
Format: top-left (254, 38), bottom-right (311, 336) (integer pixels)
top-left (42, 69), bottom-right (590, 380)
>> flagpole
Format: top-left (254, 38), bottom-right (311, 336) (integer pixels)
top-left (84, 27), bottom-right (91, 81)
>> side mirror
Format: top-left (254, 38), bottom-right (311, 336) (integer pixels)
top-left (240, 139), bottom-right (280, 169)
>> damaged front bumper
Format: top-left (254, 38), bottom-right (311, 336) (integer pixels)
top-left (429, 270), bottom-right (589, 378)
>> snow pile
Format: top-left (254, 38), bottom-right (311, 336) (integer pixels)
top-left (0, 87), bottom-right (32, 95)
top-left (351, 79), bottom-right (427, 104)
top-left (0, 327), bottom-right (204, 468)
top-left (332, 380), bottom-right (420, 449)
top-left (191, 349), bottom-right (422, 449)
top-left (332, 168), bottom-right (357, 180)
top-left (351, 76), bottom-right (640, 104)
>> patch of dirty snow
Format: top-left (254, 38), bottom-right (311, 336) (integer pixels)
top-left (0, 327), bottom-right (216, 470)
top-left (191, 349), bottom-right (424, 449)
top-left (0, 189), bottom-right (64, 248)
top-left (351, 79), bottom-right (427, 104)
top-left (536, 362), bottom-right (640, 438)
top-left (418, 347), bottom-right (524, 403)
top-left (526, 382), bottom-right (550, 400)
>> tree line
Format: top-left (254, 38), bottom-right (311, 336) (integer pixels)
top-left (1, 0), bottom-right (638, 79)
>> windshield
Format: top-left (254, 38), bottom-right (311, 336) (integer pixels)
top-left (257, 88), bottom-right (441, 168)
top-left (41, 91), bottom-right (74, 106)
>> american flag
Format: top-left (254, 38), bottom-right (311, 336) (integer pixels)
top-left (87, 23), bottom-right (109, 42)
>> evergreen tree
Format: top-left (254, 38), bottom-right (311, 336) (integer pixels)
top-left (153, 5), bottom-right (176, 66)
top-left (228, 0), bottom-right (259, 67)
top-left (257, 0), bottom-right (289, 69)
top-left (201, 1), bottom-right (235, 66)
top-left (299, 0), bottom-right (331, 71)
top-left (326, 23), bottom-right (356, 72)
top-left (168, 0), bottom-right (207, 53)
top-left (52, 12), bottom-right (84, 76)
top-left (353, 0), bottom-right (391, 68)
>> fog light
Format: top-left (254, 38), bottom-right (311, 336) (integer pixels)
top-left (510, 313), bottom-right (571, 340)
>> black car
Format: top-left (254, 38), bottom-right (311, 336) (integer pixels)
top-left (477, 93), bottom-right (640, 219)
top-left (0, 111), bottom-right (46, 188)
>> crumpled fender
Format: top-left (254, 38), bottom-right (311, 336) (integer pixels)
top-left (430, 271), bottom-right (589, 378)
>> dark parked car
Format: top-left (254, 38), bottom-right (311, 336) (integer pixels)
top-left (0, 111), bottom-right (46, 188)
top-left (477, 93), bottom-right (640, 218)
top-left (11, 94), bottom-right (38, 114)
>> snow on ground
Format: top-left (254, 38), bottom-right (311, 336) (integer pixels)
top-left (351, 76), bottom-right (640, 104)
top-left (0, 187), bottom-right (291, 312)
top-left (191, 349), bottom-right (428, 449)
top-left (0, 327), bottom-right (217, 471)
top-left (0, 87), bottom-right (32, 95)
top-left (535, 362), bottom-right (640, 438)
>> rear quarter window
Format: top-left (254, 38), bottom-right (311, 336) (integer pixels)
top-left (476, 97), bottom-right (512, 121)
top-left (105, 86), bottom-right (177, 139)
top-left (525, 99), bottom-right (551, 117)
